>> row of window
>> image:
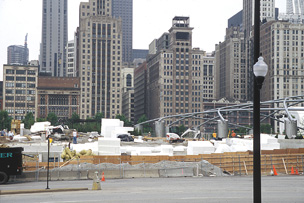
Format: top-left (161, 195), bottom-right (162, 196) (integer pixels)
top-left (6, 69), bottom-right (36, 75)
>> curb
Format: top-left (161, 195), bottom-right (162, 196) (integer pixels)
top-left (0, 187), bottom-right (88, 195)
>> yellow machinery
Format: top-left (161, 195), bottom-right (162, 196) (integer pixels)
top-left (11, 120), bottom-right (21, 135)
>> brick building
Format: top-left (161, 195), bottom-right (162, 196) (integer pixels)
top-left (37, 77), bottom-right (80, 120)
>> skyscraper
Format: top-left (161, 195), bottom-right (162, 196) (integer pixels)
top-left (112, 0), bottom-right (133, 63)
top-left (280, 0), bottom-right (304, 23)
top-left (40, 0), bottom-right (68, 77)
top-left (78, 0), bottom-right (123, 119)
top-left (7, 34), bottom-right (29, 65)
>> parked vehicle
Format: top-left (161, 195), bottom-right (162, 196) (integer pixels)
top-left (0, 147), bottom-right (23, 184)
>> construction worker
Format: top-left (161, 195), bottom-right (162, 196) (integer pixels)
top-left (212, 131), bottom-right (217, 138)
top-left (231, 130), bottom-right (236, 138)
top-left (73, 130), bottom-right (77, 144)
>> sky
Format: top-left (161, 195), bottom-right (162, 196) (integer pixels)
top-left (0, 0), bottom-right (286, 80)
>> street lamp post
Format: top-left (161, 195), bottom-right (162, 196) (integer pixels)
top-left (253, 56), bottom-right (268, 203)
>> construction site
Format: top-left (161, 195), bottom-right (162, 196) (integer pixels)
top-left (1, 117), bottom-right (304, 184)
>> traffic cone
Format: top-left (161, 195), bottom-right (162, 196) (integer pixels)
top-left (273, 165), bottom-right (278, 176)
top-left (101, 172), bottom-right (105, 181)
top-left (295, 169), bottom-right (299, 175)
top-left (291, 167), bottom-right (295, 175)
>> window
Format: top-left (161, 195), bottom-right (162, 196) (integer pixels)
top-left (126, 74), bottom-right (132, 87)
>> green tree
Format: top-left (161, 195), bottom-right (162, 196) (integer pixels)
top-left (0, 110), bottom-right (12, 130)
top-left (47, 112), bottom-right (58, 125)
top-left (116, 114), bottom-right (132, 127)
top-left (36, 117), bottom-right (47, 122)
top-left (178, 124), bottom-right (186, 135)
top-left (137, 114), bottom-right (151, 133)
top-left (260, 124), bottom-right (272, 134)
top-left (22, 112), bottom-right (35, 129)
top-left (94, 112), bottom-right (104, 122)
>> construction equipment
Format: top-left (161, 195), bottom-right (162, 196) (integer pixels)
top-left (166, 133), bottom-right (184, 143)
top-left (11, 119), bottom-right (21, 135)
top-left (181, 128), bottom-right (201, 139)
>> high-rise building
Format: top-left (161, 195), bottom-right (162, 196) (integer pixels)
top-left (7, 34), bottom-right (29, 65)
top-left (134, 62), bottom-right (147, 123)
top-left (112, 0), bottom-right (133, 63)
top-left (66, 37), bottom-right (77, 77)
top-left (260, 20), bottom-right (304, 131)
top-left (3, 64), bottom-right (38, 120)
top-left (215, 26), bottom-right (247, 101)
top-left (78, 0), bottom-right (123, 119)
top-left (280, 0), bottom-right (304, 23)
top-left (121, 64), bottom-right (135, 123)
top-left (40, 0), bottom-right (68, 77)
top-left (146, 17), bottom-right (210, 127)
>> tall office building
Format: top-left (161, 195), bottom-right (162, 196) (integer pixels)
top-left (3, 64), bottom-right (38, 120)
top-left (7, 34), bottom-right (29, 65)
top-left (40, 0), bottom-right (68, 77)
top-left (78, 0), bottom-right (123, 119)
top-left (243, 0), bottom-right (275, 38)
top-left (112, 0), bottom-right (133, 63)
top-left (260, 20), bottom-right (304, 132)
top-left (66, 37), bottom-right (77, 77)
top-left (146, 17), bottom-right (211, 127)
top-left (215, 26), bottom-right (247, 101)
top-left (280, 0), bottom-right (304, 23)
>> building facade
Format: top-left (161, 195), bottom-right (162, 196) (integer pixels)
top-left (134, 61), bottom-right (147, 123)
top-left (40, 0), bottom-right (68, 77)
top-left (261, 20), bottom-right (304, 132)
top-left (7, 44), bottom-right (29, 66)
top-left (146, 17), bottom-right (207, 128)
top-left (2, 65), bottom-right (38, 120)
top-left (37, 77), bottom-right (80, 120)
top-left (78, 0), bottom-right (123, 119)
top-left (280, 0), bottom-right (304, 23)
top-left (215, 26), bottom-right (247, 101)
top-left (121, 64), bottom-right (135, 123)
top-left (66, 38), bottom-right (77, 77)
top-left (112, 0), bottom-right (133, 62)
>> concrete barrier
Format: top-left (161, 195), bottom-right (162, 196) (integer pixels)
top-left (159, 167), bottom-right (194, 178)
top-left (123, 169), bottom-right (159, 178)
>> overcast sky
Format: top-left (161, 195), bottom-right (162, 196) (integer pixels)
top-left (0, 0), bottom-right (286, 80)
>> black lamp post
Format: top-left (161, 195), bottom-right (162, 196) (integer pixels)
top-left (253, 57), bottom-right (268, 203)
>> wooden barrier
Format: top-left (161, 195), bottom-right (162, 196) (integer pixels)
top-left (23, 148), bottom-right (304, 175)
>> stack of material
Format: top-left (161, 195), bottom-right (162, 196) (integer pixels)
top-left (160, 145), bottom-right (174, 156)
top-left (187, 141), bottom-right (215, 155)
top-left (98, 137), bottom-right (121, 155)
top-left (261, 134), bottom-right (280, 150)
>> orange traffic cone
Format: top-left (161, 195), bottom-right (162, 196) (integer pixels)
top-left (273, 165), bottom-right (278, 176)
top-left (291, 167), bottom-right (295, 175)
top-left (101, 172), bottom-right (105, 181)
top-left (295, 169), bottom-right (299, 175)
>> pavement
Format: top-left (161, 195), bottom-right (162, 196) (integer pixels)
top-left (0, 187), bottom-right (88, 195)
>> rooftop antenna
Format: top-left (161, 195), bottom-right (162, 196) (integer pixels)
top-left (24, 33), bottom-right (28, 48)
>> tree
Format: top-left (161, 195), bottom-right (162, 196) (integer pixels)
top-left (36, 118), bottom-right (46, 122)
top-left (116, 114), bottom-right (132, 127)
top-left (0, 110), bottom-right (12, 130)
top-left (47, 112), bottom-right (58, 125)
top-left (94, 112), bottom-right (104, 122)
top-left (22, 112), bottom-right (35, 129)
top-left (261, 124), bottom-right (272, 134)
top-left (137, 114), bottom-right (151, 133)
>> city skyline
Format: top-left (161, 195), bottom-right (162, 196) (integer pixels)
top-left (0, 0), bottom-right (286, 80)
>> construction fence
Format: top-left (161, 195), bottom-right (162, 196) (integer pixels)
top-left (22, 148), bottom-right (304, 179)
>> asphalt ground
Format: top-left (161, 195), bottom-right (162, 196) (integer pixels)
top-left (0, 175), bottom-right (303, 203)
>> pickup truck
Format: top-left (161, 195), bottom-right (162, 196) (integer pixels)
top-left (0, 147), bottom-right (23, 184)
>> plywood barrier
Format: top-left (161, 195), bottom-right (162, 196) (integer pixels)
top-left (23, 149), bottom-right (304, 175)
